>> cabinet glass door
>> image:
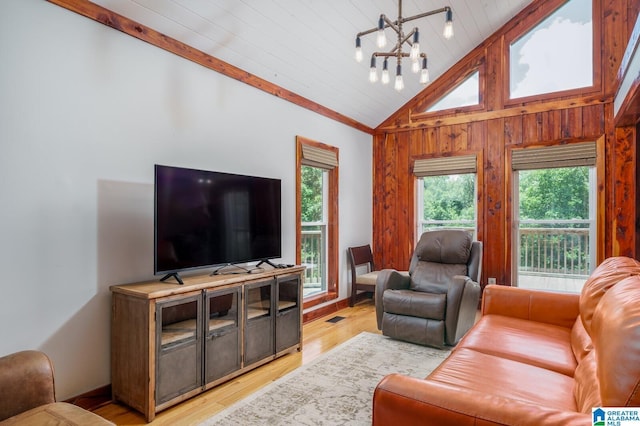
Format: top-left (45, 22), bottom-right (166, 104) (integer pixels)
top-left (204, 287), bottom-right (241, 383)
top-left (276, 275), bottom-right (301, 352)
top-left (156, 294), bottom-right (202, 404)
top-left (244, 279), bottom-right (274, 365)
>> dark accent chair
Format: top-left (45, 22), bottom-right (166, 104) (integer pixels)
top-left (375, 230), bottom-right (482, 348)
top-left (347, 245), bottom-right (380, 307)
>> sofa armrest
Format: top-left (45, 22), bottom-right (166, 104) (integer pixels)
top-left (373, 374), bottom-right (590, 426)
top-left (375, 269), bottom-right (411, 329)
top-left (481, 284), bottom-right (580, 329)
top-left (0, 351), bottom-right (56, 421)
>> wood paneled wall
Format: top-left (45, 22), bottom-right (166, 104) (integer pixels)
top-left (373, 0), bottom-right (640, 286)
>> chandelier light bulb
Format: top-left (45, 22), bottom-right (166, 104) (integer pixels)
top-left (410, 30), bottom-right (420, 60)
top-left (369, 56), bottom-right (378, 83)
top-left (443, 9), bottom-right (454, 40)
top-left (369, 68), bottom-right (378, 83)
top-left (394, 65), bottom-right (404, 91)
top-left (381, 58), bottom-right (390, 84)
top-left (420, 68), bottom-right (430, 84)
top-left (412, 59), bottom-right (420, 74)
top-left (377, 16), bottom-right (387, 48)
top-left (420, 57), bottom-right (430, 84)
top-left (355, 37), bottom-right (363, 62)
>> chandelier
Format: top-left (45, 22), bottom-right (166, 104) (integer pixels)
top-left (354, 1), bottom-right (453, 91)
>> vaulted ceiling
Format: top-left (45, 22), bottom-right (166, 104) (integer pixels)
top-left (92, 0), bottom-right (533, 128)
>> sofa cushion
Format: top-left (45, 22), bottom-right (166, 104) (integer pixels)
top-left (0, 402), bottom-right (114, 425)
top-left (590, 275), bottom-right (640, 407)
top-left (573, 350), bottom-right (601, 414)
top-left (579, 256), bottom-right (640, 334)
top-left (428, 347), bottom-right (578, 412)
top-left (570, 316), bottom-right (592, 363)
top-left (383, 289), bottom-right (446, 320)
top-left (458, 314), bottom-right (576, 377)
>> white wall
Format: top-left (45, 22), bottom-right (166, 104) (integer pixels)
top-left (0, 0), bottom-right (373, 400)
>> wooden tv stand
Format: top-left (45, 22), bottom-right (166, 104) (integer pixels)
top-left (110, 266), bottom-right (304, 422)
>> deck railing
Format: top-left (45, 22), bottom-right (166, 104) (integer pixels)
top-left (422, 220), bottom-right (592, 279)
top-left (301, 226), bottom-right (325, 295)
top-left (518, 222), bottom-right (591, 277)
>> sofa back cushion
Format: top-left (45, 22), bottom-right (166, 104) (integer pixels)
top-left (570, 317), bottom-right (592, 364)
top-left (579, 256), bottom-right (640, 335)
top-left (573, 350), bottom-right (601, 413)
top-left (590, 276), bottom-right (640, 406)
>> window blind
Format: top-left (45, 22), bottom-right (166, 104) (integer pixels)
top-left (301, 144), bottom-right (338, 170)
top-left (413, 154), bottom-right (477, 177)
top-left (511, 142), bottom-right (596, 170)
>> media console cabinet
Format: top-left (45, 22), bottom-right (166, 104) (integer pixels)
top-left (110, 266), bottom-right (304, 422)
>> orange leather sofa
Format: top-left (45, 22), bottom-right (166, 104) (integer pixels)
top-left (372, 256), bottom-right (640, 426)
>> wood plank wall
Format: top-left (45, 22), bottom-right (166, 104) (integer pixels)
top-left (373, 0), bottom-right (640, 286)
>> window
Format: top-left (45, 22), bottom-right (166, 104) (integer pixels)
top-left (509, 0), bottom-right (593, 99)
top-left (414, 154), bottom-right (478, 238)
top-left (300, 165), bottom-right (327, 297)
top-left (296, 137), bottom-right (338, 307)
top-left (511, 142), bottom-right (597, 292)
top-left (425, 70), bottom-right (480, 113)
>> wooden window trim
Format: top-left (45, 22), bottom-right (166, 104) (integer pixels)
top-left (296, 136), bottom-right (339, 310)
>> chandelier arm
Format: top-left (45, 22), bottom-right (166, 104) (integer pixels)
top-left (399, 29), bottom-right (416, 47)
top-left (382, 15), bottom-right (400, 36)
top-left (399, 6), bottom-right (450, 26)
top-left (356, 6), bottom-right (451, 38)
top-left (373, 52), bottom-right (410, 58)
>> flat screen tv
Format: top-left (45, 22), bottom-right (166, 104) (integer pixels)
top-left (154, 165), bottom-right (282, 283)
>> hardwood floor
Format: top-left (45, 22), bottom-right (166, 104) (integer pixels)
top-left (94, 299), bottom-right (380, 425)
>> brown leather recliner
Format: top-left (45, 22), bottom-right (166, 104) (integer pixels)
top-left (375, 230), bottom-right (482, 348)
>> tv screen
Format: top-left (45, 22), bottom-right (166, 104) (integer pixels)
top-left (154, 165), bottom-right (282, 277)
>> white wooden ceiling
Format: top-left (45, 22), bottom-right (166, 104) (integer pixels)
top-left (91, 0), bottom-right (532, 128)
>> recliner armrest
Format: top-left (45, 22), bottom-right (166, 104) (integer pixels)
top-left (372, 374), bottom-right (590, 426)
top-left (444, 276), bottom-right (480, 345)
top-left (375, 269), bottom-right (411, 329)
top-left (0, 351), bottom-right (56, 421)
top-left (481, 284), bottom-right (580, 329)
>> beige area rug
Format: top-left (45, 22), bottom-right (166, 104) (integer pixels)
top-left (200, 331), bottom-right (450, 426)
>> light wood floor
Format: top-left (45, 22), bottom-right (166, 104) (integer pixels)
top-left (95, 300), bottom-right (380, 425)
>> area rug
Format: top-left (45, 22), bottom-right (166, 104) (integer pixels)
top-left (200, 332), bottom-right (450, 426)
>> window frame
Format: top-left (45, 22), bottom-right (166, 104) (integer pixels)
top-left (296, 136), bottom-right (339, 309)
top-left (504, 0), bottom-right (602, 106)
top-left (506, 137), bottom-right (605, 288)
